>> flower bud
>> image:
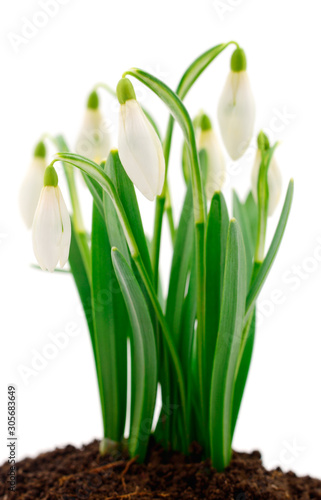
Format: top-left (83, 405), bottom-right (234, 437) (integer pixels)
top-left (218, 47), bottom-right (255, 160)
top-left (32, 166), bottom-right (71, 272)
top-left (251, 141), bottom-right (282, 217)
top-left (197, 114), bottom-right (226, 200)
top-left (75, 90), bottom-right (111, 163)
top-left (117, 78), bottom-right (165, 201)
top-left (19, 141), bottom-right (47, 229)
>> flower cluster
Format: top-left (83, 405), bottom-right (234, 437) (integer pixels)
top-left (20, 42), bottom-right (291, 470)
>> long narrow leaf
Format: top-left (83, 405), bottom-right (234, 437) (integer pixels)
top-left (105, 151), bottom-right (152, 277)
top-left (245, 180), bottom-right (294, 323)
top-left (205, 192), bottom-right (229, 409)
top-left (233, 191), bottom-right (254, 287)
top-left (111, 248), bottom-right (157, 461)
top-left (91, 204), bottom-right (128, 442)
top-left (166, 183), bottom-right (194, 344)
top-left (231, 310), bottom-right (256, 437)
top-left (209, 219), bottom-right (247, 471)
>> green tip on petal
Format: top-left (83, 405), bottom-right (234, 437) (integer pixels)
top-left (44, 166), bottom-right (58, 187)
top-left (87, 90), bottom-right (99, 110)
top-left (230, 48), bottom-right (247, 72)
top-left (34, 141), bottom-right (46, 159)
top-left (199, 113), bottom-right (212, 131)
top-left (116, 77), bottom-right (136, 104)
top-left (257, 131), bottom-right (270, 151)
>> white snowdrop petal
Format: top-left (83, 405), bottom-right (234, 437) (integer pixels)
top-left (56, 187), bottom-right (71, 268)
top-left (198, 129), bottom-right (226, 199)
top-left (19, 158), bottom-right (46, 228)
top-left (118, 100), bottom-right (164, 201)
top-left (76, 109), bottom-right (111, 163)
top-left (32, 187), bottom-right (62, 272)
top-left (218, 71), bottom-right (255, 160)
top-left (267, 160), bottom-right (282, 216)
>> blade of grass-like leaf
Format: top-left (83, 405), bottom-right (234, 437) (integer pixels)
top-left (209, 219), bottom-right (247, 471)
top-left (166, 183), bottom-right (194, 344)
top-left (244, 191), bottom-right (258, 249)
top-left (105, 151), bottom-right (152, 277)
top-left (83, 172), bottom-right (105, 219)
top-left (164, 183), bottom-right (194, 450)
top-left (205, 192), bottom-right (229, 427)
top-left (180, 260), bottom-right (197, 440)
top-left (177, 43), bottom-right (235, 99)
top-left (91, 204), bottom-right (128, 443)
top-left (233, 191), bottom-right (254, 287)
top-left (245, 180), bottom-right (294, 324)
top-left (111, 247), bottom-right (157, 461)
top-left (231, 310), bottom-right (256, 437)
top-left (69, 222), bottom-right (94, 345)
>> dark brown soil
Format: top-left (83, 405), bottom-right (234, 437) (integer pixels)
top-left (1, 439), bottom-right (321, 500)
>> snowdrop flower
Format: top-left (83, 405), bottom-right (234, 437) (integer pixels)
top-left (218, 48), bottom-right (255, 160)
top-left (32, 166), bottom-right (71, 272)
top-left (251, 135), bottom-right (282, 216)
top-left (117, 78), bottom-right (165, 201)
top-left (197, 114), bottom-right (226, 200)
top-left (19, 141), bottom-right (47, 229)
top-left (75, 91), bottom-right (111, 163)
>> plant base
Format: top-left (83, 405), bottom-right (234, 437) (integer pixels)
top-left (1, 439), bottom-right (321, 499)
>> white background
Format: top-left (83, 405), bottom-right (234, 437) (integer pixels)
top-left (1, 0), bottom-right (321, 479)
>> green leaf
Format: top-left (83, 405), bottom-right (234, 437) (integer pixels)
top-left (209, 219), bottom-right (247, 471)
top-left (233, 191), bottom-right (254, 287)
top-left (68, 223), bottom-right (94, 345)
top-left (91, 204), bottom-right (128, 442)
top-left (205, 192), bottom-right (229, 403)
top-left (83, 173), bottom-right (105, 219)
top-left (245, 180), bottom-right (294, 323)
top-left (56, 151), bottom-right (188, 443)
top-left (105, 151), bottom-right (152, 278)
top-left (231, 310), bottom-right (256, 437)
top-left (244, 191), bottom-right (258, 248)
top-left (166, 183), bottom-right (194, 345)
top-left (176, 43), bottom-right (234, 100)
top-left (111, 248), bottom-right (157, 461)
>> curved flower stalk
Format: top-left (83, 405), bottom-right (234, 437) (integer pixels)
top-left (197, 113), bottom-right (226, 199)
top-left (251, 149), bottom-right (282, 217)
top-left (32, 166), bottom-right (71, 272)
top-left (75, 90), bottom-right (111, 163)
top-left (19, 141), bottom-right (47, 228)
top-left (218, 48), bottom-right (255, 160)
top-left (116, 78), bottom-right (165, 201)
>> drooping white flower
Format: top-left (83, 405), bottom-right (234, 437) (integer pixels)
top-left (251, 149), bottom-right (282, 216)
top-left (32, 166), bottom-right (71, 272)
top-left (218, 48), bottom-right (255, 160)
top-left (197, 114), bottom-right (226, 200)
top-left (117, 78), bottom-right (165, 201)
top-left (19, 141), bottom-right (47, 229)
top-left (75, 91), bottom-right (111, 163)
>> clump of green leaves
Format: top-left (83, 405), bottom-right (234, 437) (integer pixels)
top-left (31, 43), bottom-right (293, 470)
